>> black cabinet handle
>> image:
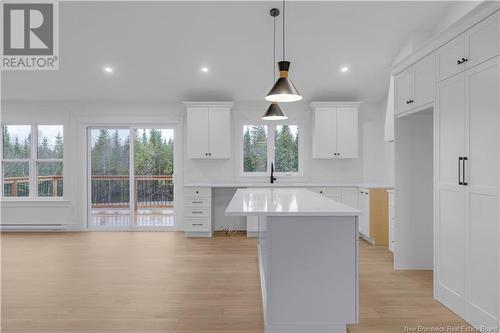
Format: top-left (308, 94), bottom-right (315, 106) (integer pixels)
top-left (463, 157), bottom-right (468, 186)
top-left (458, 157), bottom-right (463, 185)
top-left (457, 59), bottom-right (463, 65)
top-left (463, 57), bottom-right (468, 63)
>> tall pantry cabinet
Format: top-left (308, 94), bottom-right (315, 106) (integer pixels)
top-left (435, 11), bottom-right (499, 329)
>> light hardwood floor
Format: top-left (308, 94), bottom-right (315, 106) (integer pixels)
top-left (1, 232), bottom-right (470, 333)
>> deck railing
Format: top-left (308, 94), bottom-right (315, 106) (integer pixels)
top-left (91, 175), bottom-right (174, 208)
top-left (3, 175), bottom-right (174, 208)
top-left (3, 175), bottom-right (63, 197)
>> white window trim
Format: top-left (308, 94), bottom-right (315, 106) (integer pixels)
top-left (1, 124), bottom-right (64, 200)
top-left (239, 121), bottom-right (304, 178)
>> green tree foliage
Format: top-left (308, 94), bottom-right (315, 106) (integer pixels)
top-left (243, 125), bottom-right (267, 172)
top-left (275, 125), bottom-right (298, 172)
top-left (134, 129), bottom-right (173, 176)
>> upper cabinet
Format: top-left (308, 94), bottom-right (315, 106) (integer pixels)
top-left (395, 54), bottom-right (434, 116)
top-left (311, 102), bottom-right (361, 159)
top-left (436, 11), bottom-right (499, 81)
top-left (185, 102), bottom-right (233, 159)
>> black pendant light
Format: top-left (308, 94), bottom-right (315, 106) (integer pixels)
top-left (265, 0), bottom-right (302, 103)
top-left (262, 8), bottom-right (287, 120)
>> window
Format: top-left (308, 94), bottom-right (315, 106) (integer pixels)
top-left (242, 123), bottom-right (301, 176)
top-left (243, 125), bottom-right (268, 173)
top-left (2, 125), bottom-right (63, 198)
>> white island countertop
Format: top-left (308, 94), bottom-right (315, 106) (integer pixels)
top-left (225, 188), bottom-right (360, 217)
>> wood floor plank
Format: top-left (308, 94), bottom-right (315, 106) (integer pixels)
top-left (1, 232), bottom-right (471, 332)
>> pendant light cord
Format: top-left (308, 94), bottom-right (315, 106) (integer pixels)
top-left (273, 14), bottom-right (276, 83)
top-left (282, 0), bottom-right (285, 61)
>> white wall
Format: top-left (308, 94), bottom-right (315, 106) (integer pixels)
top-left (1, 99), bottom-right (392, 230)
top-left (394, 111), bottom-right (433, 270)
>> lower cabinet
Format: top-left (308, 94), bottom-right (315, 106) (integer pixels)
top-left (358, 188), bottom-right (390, 246)
top-left (308, 187), bottom-right (359, 208)
top-left (184, 187), bottom-right (213, 237)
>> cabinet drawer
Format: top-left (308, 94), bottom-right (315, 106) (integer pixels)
top-left (185, 196), bottom-right (210, 206)
top-left (185, 187), bottom-right (211, 197)
top-left (185, 218), bottom-right (211, 232)
top-left (309, 187), bottom-right (342, 197)
top-left (185, 206), bottom-right (210, 217)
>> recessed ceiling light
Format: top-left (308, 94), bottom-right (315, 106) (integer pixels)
top-left (201, 66), bottom-right (209, 73)
top-left (103, 66), bottom-right (113, 73)
top-left (340, 66), bottom-right (349, 73)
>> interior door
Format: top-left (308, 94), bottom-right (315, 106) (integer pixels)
top-left (208, 108), bottom-right (230, 158)
top-left (336, 108), bottom-right (358, 158)
top-left (187, 108), bottom-right (209, 158)
top-left (464, 58), bottom-right (499, 327)
top-left (435, 73), bottom-right (467, 316)
top-left (313, 108), bottom-right (337, 158)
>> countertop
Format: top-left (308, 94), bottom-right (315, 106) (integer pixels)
top-left (185, 182), bottom-right (393, 189)
top-left (225, 188), bottom-right (361, 217)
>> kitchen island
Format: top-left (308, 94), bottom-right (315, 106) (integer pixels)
top-left (226, 188), bottom-right (361, 333)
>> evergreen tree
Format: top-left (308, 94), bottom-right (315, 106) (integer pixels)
top-left (54, 132), bottom-right (63, 159)
top-left (275, 125), bottom-right (298, 172)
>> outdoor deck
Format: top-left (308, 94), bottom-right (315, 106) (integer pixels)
top-left (4, 174), bottom-right (175, 228)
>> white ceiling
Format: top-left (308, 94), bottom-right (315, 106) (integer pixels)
top-left (2, 1), bottom-right (456, 103)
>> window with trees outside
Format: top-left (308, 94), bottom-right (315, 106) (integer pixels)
top-left (2, 125), bottom-right (64, 198)
top-left (242, 124), bottom-right (300, 175)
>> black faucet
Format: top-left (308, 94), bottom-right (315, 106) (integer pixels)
top-left (270, 162), bottom-right (277, 184)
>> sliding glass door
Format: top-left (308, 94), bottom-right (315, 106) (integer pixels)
top-left (133, 128), bottom-right (174, 229)
top-left (88, 127), bottom-right (175, 230)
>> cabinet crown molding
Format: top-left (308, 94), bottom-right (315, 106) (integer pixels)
top-left (183, 101), bottom-right (234, 108)
top-left (310, 102), bottom-right (362, 110)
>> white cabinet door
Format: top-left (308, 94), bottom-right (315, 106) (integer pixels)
top-left (464, 58), bottom-right (499, 327)
top-left (395, 70), bottom-right (413, 115)
top-left (465, 12), bottom-right (500, 70)
top-left (437, 189), bottom-right (466, 316)
top-left (436, 34), bottom-right (466, 81)
top-left (437, 74), bottom-right (466, 186)
top-left (336, 108), bottom-right (358, 158)
top-left (313, 108), bottom-right (337, 158)
top-left (358, 188), bottom-right (370, 238)
top-left (341, 187), bottom-right (359, 209)
top-left (187, 108), bottom-right (209, 159)
top-left (208, 108), bottom-right (231, 159)
top-left (435, 69), bottom-right (467, 318)
top-left (413, 54), bottom-right (434, 108)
